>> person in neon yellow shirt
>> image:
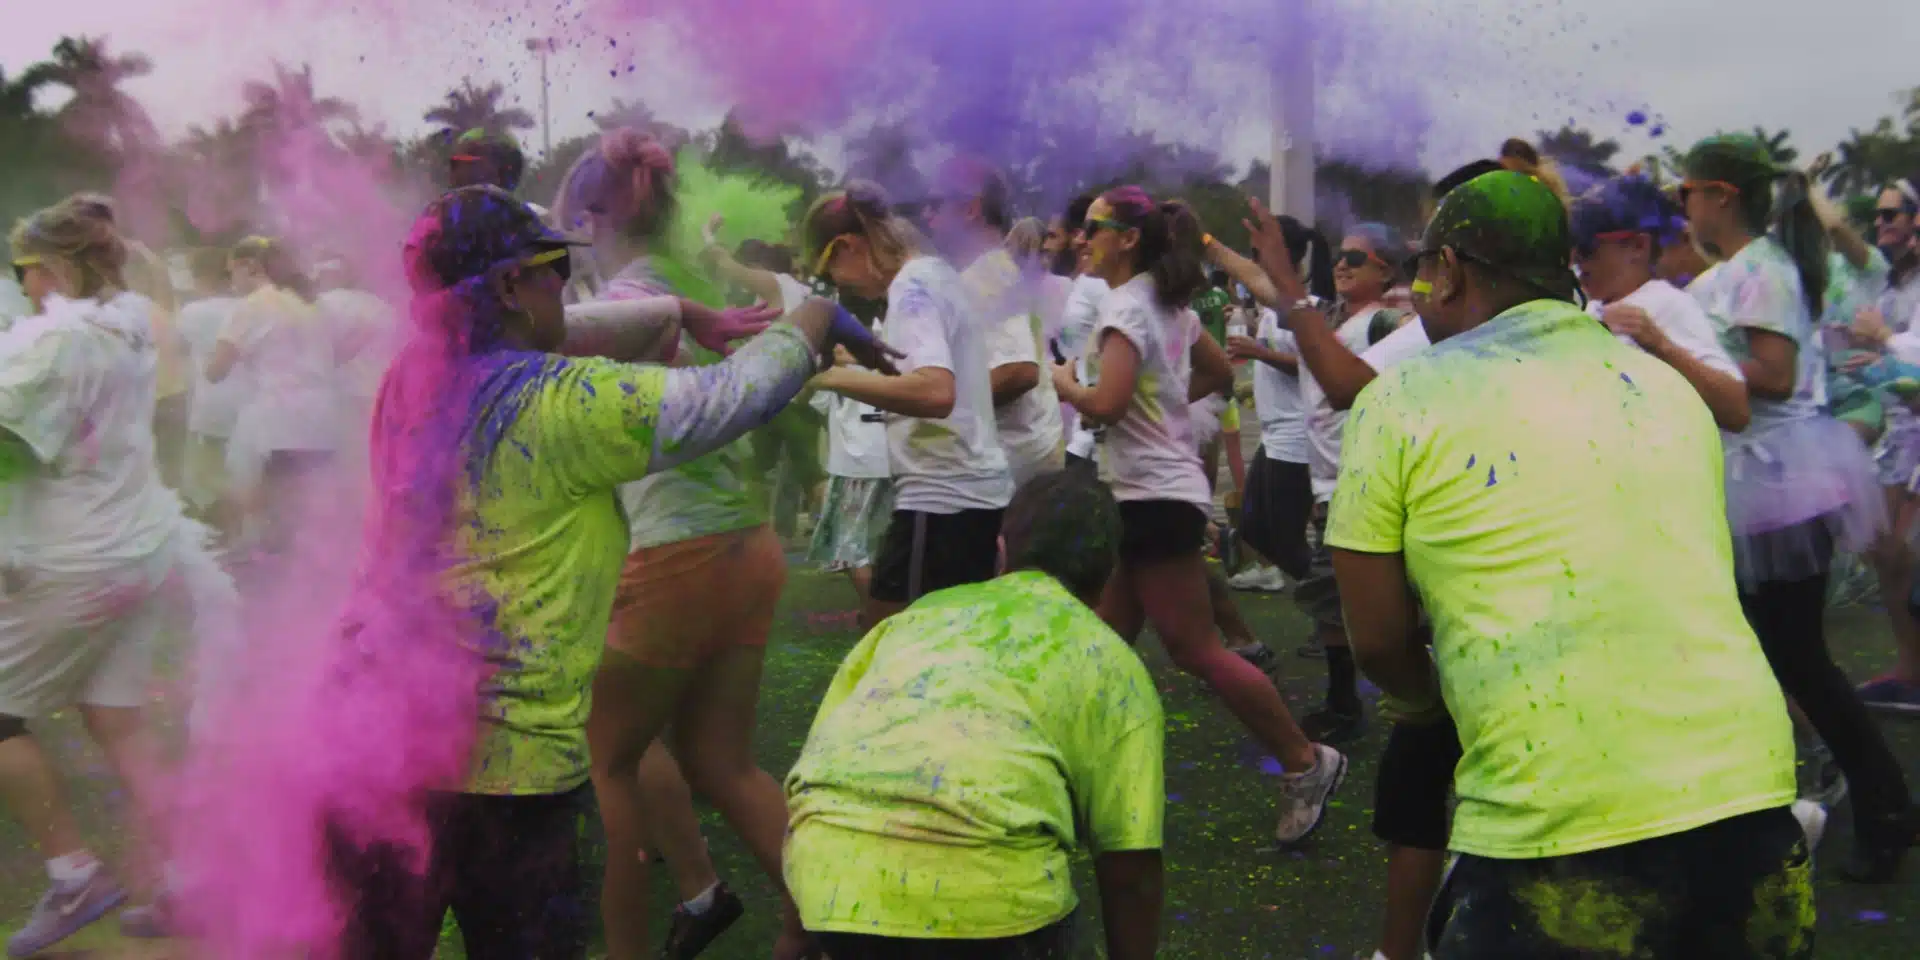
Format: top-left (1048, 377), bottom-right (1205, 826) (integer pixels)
top-left (1326, 171), bottom-right (1809, 958)
top-left (786, 469), bottom-right (1164, 960)
top-left (302, 186), bottom-right (888, 960)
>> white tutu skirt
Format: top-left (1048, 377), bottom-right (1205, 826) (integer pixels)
top-left (1725, 416), bottom-right (1887, 587)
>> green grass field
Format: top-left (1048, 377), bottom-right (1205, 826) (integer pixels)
top-left (2, 566), bottom-right (1915, 958)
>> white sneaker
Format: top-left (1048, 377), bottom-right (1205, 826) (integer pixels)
top-left (1230, 565), bottom-right (1285, 592)
top-left (1276, 743), bottom-right (1349, 846)
top-left (1791, 798), bottom-right (1828, 852)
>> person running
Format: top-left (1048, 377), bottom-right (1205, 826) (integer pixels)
top-left (1225, 219), bottom-right (1330, 594)
top-left (556, 129), bottom-right (809, 959)
top-left (1332, 168), bottom-right (1813, 959)
top-left (0, 195), bottom-right (232, 956)
top-left (1573, 174), bottom-right (1752, 431)
top-left (174, 249), bottom-right (244, 525)
top-left (1681, 134), bottom-right (1915, 882)
top-left (784, 470), bottom-right (1163, 960)
top-left (1855, 177), bottom-right (1920, 712)
top-left (931, 162), bottom-right (1064, 486)
top-left (806, 181), bottom-right (1014, 624)
top-left (205, 237), bottom-right (339, 557)
top-left (1051, 186), bottom-right (1345, 846)
top-left (326, 185), bottom-right (877, 959)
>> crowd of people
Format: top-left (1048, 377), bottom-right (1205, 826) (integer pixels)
top-left (0, 118), bottom-right (1916, 960)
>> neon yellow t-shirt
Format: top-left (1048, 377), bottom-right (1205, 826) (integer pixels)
top-left (1326, 299), bottom-right (1795, 859)
top-left (784, 571), bottom-right (1164, 938)
top-left (451, 354), bottom-right (668, 794)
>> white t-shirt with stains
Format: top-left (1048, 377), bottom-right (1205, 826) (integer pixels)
top-left (883, 257), bottom-right (1012, 513)
top-left (1089, 274), bottom-right (1211, 510)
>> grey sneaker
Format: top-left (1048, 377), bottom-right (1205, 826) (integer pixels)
top-left (1275, 743), bottom-right (1349, 847)
top-left (119, 897), bottom-right (177, 939)
top-left (6, 872), bottom-right (127, 957)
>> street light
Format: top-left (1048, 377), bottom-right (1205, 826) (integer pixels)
top-left (526, 37), bottom-right (553, 155)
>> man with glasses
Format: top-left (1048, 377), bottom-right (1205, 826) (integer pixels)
top-left (1328, 170), bottom-right (1809, 959)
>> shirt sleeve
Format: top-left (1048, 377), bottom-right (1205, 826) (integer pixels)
top-left (886, 271), bottom-right (954, 375)
top-left (1358, 321), bottom-right (1430, 374)
top-left (1724, 257), bottom-right (1808, 346)
top-left (0, 325), bottom-right (82, 463)
top-left (1067, 649), bottom-right (1165, 854)
top-left (1661, 292), bottom-right (1745, 379)
top-left (1093, 291), bottom-right (1154, 359)
top-left (217, 298), bottom-right (259, 348)
top-left (1325, 384), bottom-right (1410, 554)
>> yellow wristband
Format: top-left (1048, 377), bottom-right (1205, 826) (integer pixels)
top-left (1203, 234), bottom-right (1215, 247)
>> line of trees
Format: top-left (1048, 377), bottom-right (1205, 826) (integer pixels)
top-left (5, 34), bottom-right (1918, 257)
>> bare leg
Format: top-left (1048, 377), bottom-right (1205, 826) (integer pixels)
top-left (76, 705), bottom-right (160, 893)
top-left (587, 655), bottom-right (688, 960)
top-left (636, 742), bottom-right (720, 902)
top-left (1138, 554), bottom-right (1315, 771)
top-left (1380, 846), bottom-right (1447, 960)
top-left (1205, 567), bottom-right (1260, 649)
top-left (0, 733), bottom-right (85, 860)
top-left (848, 566), bottom-right (874, 610)
top-left (1224, 420), bottom-right (1248, 495)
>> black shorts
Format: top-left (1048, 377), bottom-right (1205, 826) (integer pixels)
top-left (1239, 451), bottom-right (1313, 579)
top-left (816, 911), bottom-right (1076, 959)
top-left (1292, 501), bottom-right (1343, 630)
top-left (1117, 499), bottom-right (1208, 564)
top-left (330, 786), bottom-right (594, 960)
top-left (1432, 807), bottom-right (1813, 960)
top-left (871, 508), bottom-right (1006, 604)
top-left (1372, 714), bottom-right (1463, 850)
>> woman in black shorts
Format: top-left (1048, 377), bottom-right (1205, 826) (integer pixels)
top-left (1049, 186), bottom-right (1346, 847)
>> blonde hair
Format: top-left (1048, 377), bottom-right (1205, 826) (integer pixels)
top-left (1499, 138), bottom-right (1570, 206)
top-left (8, 194), bottom-right (129, 300)
top-left (1005, 217), bottom-right (1045, 260)
top-left (803, 181), bottom-right (923, 281)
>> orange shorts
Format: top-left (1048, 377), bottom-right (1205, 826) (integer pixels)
top-left (607, 525), bottom-right (786, 669)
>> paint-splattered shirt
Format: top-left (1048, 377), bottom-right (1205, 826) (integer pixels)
top-left (1691, 237), bottom-right (1825, 434)
top-left (446, 324), bottom-right (819, 795)
top-left (784, 571), bottom-right (1163, 938)
top-left (601, 260), bottom-right (765, 551)
top-left (1327, 298), bottom-right (1795, 859)
top-left (1089, 274), bottom-right (1211, 510)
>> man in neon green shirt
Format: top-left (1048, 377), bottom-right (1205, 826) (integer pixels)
top-left (785, 470), bottom-right (1164, 959)
top-left (1326, 171), bottom-right (1810, 959)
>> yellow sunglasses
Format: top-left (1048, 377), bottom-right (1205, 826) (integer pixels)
top-left (11, 255), bottom-right (41, 284)
top-left (814, 235), bottom-right (849, 277)
top-left (519, 247), bottom-right (572, 282)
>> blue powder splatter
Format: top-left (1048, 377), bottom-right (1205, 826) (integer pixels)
top-left (1626, 110), bottom-right (1647, 126)
top-left (1486, 466), bottom-right (1498, 487)
top-left (1620, 372), bottom-right (1635, 386)
top-left (1466, 454), bottom-right (1476, 470)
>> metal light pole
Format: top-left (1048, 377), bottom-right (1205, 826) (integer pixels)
top-left (526, 37), bottom-right (553, 155)
top-left (1270, 17), bottom-right (1315, 223)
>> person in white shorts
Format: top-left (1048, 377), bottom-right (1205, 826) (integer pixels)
top-left (2, 195), bottom-right (235, 955)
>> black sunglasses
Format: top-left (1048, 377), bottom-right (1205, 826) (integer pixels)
top-left (1335, 249), bottom-right (1385, 269)
top-left (1876, 208), bottom-right (1908, 224)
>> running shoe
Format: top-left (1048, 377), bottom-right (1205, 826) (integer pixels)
top-left (1790, 799), bottom-right (1828, 853)
top-left (1228, 565), bottom-right (1286, 592)
top-left (1857, 675), bottom-right (1920, 714)
top-left (1806, 741), bottom-right (1849, 810)
top-left (6, 872), bottom-right (126, 958)
top-left (1301, 706), bottom-right (1365, 745)
top-left (661, 882), bottom-right (745, 959)
top-left (119, 893), bottom-right (183, 939)
top-left (1275, 743), bottom-right (1349, 846)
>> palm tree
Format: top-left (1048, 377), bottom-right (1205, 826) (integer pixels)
top-left (240, 62), bottom-right (357, 139)
top-left (19, 35), bottom-right (158, 154)
top-left (424, 78), bottom-right (535, 140)
top-left (1534, 125), bottom-right (1622, 178)
top-left (1748, 126), bottom-right (1798, 167)
top-left (1823, 127), bottom-right (1888, 197)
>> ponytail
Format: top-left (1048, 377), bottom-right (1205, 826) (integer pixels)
top-left (1150, 201), bottom-right (1207, 309)
top-left (1277, 215), bottom-right (1336, 302)
top-left (1770, 172), bottom-right (1829, 316)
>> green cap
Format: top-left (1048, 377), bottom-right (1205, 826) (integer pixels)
top-left (1420, 170), bottom-right (1576, 301)
top-left (1682, 133), bottom-right (1787, 189)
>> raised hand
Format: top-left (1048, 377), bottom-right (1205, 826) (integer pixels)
top-left (683, 300), bottom-right (780, 355)
top-left (1243, 195), bottom-right (1305, 303)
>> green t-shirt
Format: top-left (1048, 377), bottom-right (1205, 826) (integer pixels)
top-left (454, 354), bottom-right (668, 795)
top-left (1191, 286), bottom-right (1231, 346)
top-left (784, 571), bottom-right (1164, 938)
top-left (1326, 299), bottom-right (1795, 859)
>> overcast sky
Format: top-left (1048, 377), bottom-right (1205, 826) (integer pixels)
top-left (4, 0), bottom-right (1916, 178)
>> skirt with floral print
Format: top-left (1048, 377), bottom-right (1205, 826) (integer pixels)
top-left (806, 476), bottom-right (895, 572)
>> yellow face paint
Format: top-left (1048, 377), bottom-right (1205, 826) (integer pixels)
top-left (1411, 279), bottom-right (1434, 296)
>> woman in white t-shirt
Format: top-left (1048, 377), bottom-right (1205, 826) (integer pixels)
top-left (1572, 175), bottom-right (1752, 432)
top-left (1, 198), bottom-right (236, 954)
top-left (205, 237), bottom-right (339, 555)
top-left (806, 181), bottom-right (1013, 624)
top-left (1049, 186), bottom-right (1346, 847)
